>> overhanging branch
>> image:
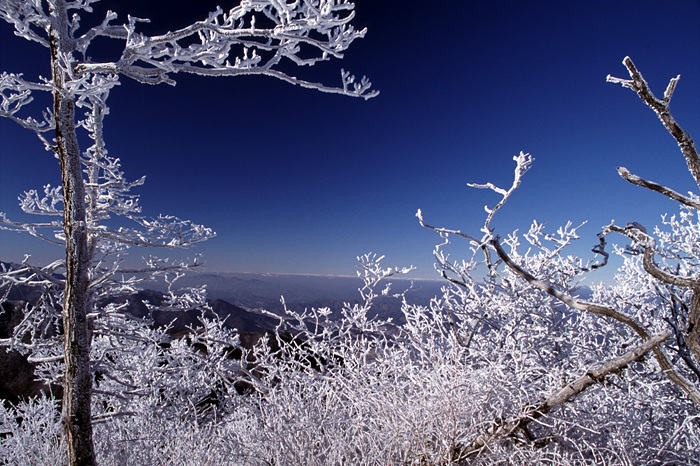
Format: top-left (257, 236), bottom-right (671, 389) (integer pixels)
top-left (607, 56), bottom-right (700, 189)
top-left (617, 166), bottom-right (700, 210)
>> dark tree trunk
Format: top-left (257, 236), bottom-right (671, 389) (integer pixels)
top-left (688, 288), bottom-right (700, 370)
top-left (49, 3), bottom-right (96, 465)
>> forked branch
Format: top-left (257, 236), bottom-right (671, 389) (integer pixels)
top-left (417, 152), bottom-right (534, 276)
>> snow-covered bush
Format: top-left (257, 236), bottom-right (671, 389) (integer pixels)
top-left (2, 244), bottom-right (699, 464)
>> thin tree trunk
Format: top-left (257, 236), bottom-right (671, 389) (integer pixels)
top-left (688, 288), bottom-right (700, 371)
top-left (49, 2), bottom-right (96, 464)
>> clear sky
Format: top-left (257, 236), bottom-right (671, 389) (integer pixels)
top-left (1, 0), bottom-right (699, 281)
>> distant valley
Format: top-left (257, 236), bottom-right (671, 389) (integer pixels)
top-left (0, 261), bottom-right (446, 326)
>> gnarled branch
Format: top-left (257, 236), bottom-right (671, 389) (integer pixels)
top-left (608, 56), bottom-right (700, 188)
top-left (491, 237), bottom-right (700, 407)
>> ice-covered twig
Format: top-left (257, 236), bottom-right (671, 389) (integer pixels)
top-left (0, 73), bottom-right (54, 149)
top-left (418, 152), bottom-right (533, 278)
top-left (468, 152), bottom-right (533, 240)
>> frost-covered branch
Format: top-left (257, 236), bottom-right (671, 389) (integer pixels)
top-left (601, 222), bottom-right (698, 288)
top-left (459, 330), bottom-right (671, 459)
top-left (598, 56), bottom-right (700, 381)
top-left (601, 221), bottom-right (700, 379)
top-left (419, 152), bottom-right (534, 256)
top-left (468, 151), bottom-right (534, 240)
top-left (617, 167), bottom-right (700, 210)
top-left (608, 56), bottom-right (700, 189)
top-left (418, 68), bottom-right (700, 411)
top-left (0, 72), bottom-right (54, 148)
top-left (491, 234), bottom-right (700, 407)
top-left (0, 0), bottom-right (51, 48)
top-left (356, 252), bottom-right (414, 304)
top-left (660, 287), bottom-right (700, 381)
top-left (69, 1), bottom-right (377, 98)
top-left (492, 234), bottom-right (652, 338)
top-left (418, 152), bottom-right (534, 284)
top-left (1, 258), bottom-right (64, 288)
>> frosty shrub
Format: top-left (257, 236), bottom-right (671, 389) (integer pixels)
top-left (413, 57), bottom-right (700, 462)
top-left (417, 155), bottom-right (699, 464)
top-left (1, 248), bottom-right (699, 464)
top-left (0, 395), bottom-right (65, 465)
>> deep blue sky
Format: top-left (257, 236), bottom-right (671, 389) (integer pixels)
top-left (1, 0), bottom-right (699, 282)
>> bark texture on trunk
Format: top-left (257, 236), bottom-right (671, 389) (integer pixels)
top-left (49, 2), bottom-right (96, 464)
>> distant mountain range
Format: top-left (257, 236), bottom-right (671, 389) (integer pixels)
top-left (0, 265), bottom-right (447, 403)
top-left (0, 261), bottom-right (592, 321)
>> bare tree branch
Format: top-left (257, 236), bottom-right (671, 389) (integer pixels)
top-left (604, 222), bottom-right (698, 288)
top-left (616, 166), bottom-right (700, 210)
top-left (608, 56), bottom-right (700, 188)
top-left (607, 57), bottom-right (700, 393)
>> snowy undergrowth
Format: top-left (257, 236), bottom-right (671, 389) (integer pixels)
top-left (2, 249), bottom-right (699, 465)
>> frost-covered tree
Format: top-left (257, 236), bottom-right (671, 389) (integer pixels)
top-left (0, 1), bottom-right (375, 464)
top-left (224, 55), bottom-right (700, 465)
top-left (601, 57), bottom-right (700, 398)
top-left (415, 57), bottom-right (700, 459)
top-left (3, 249), bottom-right (697, 464)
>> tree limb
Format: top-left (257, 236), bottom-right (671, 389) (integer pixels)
top-left (71, 2), bottom-right (378, 99)
top-left (457, 330), bottom-right (672, 459)
top-left (617, 166), bottom-right (700, 210)
top-left (491, 237), bottom-right (700, 407)
top-left (604, 223), bottom-right (698, 289)
top-left (607, 57), bottom-right (700, 394)
top-left (607, 56), bottom-right (700, 188)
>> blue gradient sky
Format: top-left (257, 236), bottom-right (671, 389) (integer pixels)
top-left (1, 1), bottom-right (699, 281)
